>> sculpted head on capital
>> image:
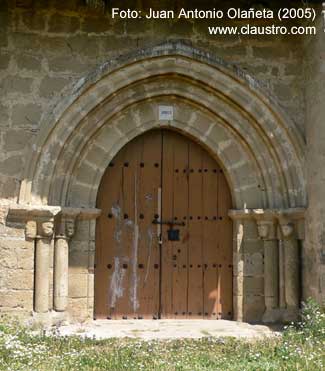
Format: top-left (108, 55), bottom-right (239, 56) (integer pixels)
top-left (65, 219), bottom-right (75, 238)
top-left (257, 222), bottom-right (269, 239)
top-left (40, 221), bottom-right (54, 237)
top-left (280, 223), bottom-right (294, 238)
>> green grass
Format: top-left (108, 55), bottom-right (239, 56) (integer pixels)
top-left (0, 299), bottom-right (324, 370)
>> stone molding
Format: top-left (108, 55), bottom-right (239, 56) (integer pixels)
top-left (7, 205), bottom-right (101, 239)
top-left (229, 208), bottom-right (305, 240)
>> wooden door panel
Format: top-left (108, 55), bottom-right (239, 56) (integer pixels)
top-left (95, 132), bottom-right (161, 319)
top-left (95, 145), bottom-right (126, 319)
top-left (95, 129), bottom-right (232, 320)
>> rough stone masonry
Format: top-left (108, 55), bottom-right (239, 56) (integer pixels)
top-left (0, 0), bottom-right (324, 324)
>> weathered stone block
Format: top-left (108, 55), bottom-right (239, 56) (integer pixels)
top-left (69, 273), bottom-right (88, 298)
top-left (0, 245), bottom-right (18, 269)
top-left (3, 129), bottom-right (34, 152)
top-left (48, 14), bottom-right (80, 33)
top-left (39, 76), bottom-right (69, 98)
top-left (16, 245), bottom-right (34, 270)
top-left (20, 10), bottom-right (45, 31)
top-left (66, 35), bottom-right (101, 57)
top-left (11, 103), bottom-right (42, 127)
top-left (234, 276), bottom-right (264, 296)
top-left (0, 156), bottom-right (23, 176)
top-left (11, 33), bottom-right (41, 52)
top-left (68, 297), bottom-right (90, 320)
top-left (69, 250), bottom-right (89, 271)
top-left (81, 16), bottom-right (112, 33)
top-left (0, 103), bottom-right (9, 127)
top-left (252, 45), bottom-right (289, 59)
top-left (0, 269), bottom-right (33, 290)
top-left (170, 19), bottom-right (193, 36)
top-left (16, 54), bottom-right (42, 71)
top-left (88, 274), bottom-right (94, 298)
top-left (233, 252), bottom-right (263, 276)
top-left (0, 53), bottom-right (10, 70)
top-left (244, 295), bottom-right (265, 322)
top-left (0, 289), bottom-right (33, 310)
top-left (0, 76), bottom-right (33, 95)
top-left (48, 56), bottom-right (90, 74)
top-left (242, 221), bottom-right (258, 240)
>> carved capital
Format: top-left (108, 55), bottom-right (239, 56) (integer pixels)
top-left (256, 220), bottom-right (277, 240)
top-left (37, 219), bottom-right (54, 239)
top-left (25, 220), bottom-right (37, 240)
top-left (278, 221), bottom-right (296, 240)
top-left (25, 219), bottom-right (54, 240)
top-left (55, 214), bottom-right (77, 240)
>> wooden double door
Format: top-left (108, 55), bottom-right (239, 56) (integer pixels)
top-left (95, 129), bottom-right (232, 320)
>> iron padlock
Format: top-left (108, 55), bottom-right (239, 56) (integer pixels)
top-left (168, 228), bottom-right (180, 241)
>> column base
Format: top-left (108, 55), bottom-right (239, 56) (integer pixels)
top-left (29, 310), bottom-right (71, 328)
top-left (262, 308), bottom-right (283, 323)
top-left (262, 307), bottom-right (300, 323)
top-left (281, 307), bottom-right (299, 323)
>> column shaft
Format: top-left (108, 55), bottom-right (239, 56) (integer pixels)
top-left (264, 240), bottom-right (279, 310)
top-left (34, 238), bottom-right (50, 313)
top-left (279, 240), bottom-right (286, 308)
top-left (284, 239), bottom-right (299, 308)
top-left (54, 238), bottom-right (69, 311)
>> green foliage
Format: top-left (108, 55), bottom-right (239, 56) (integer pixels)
top-left (0, 299), bottom-right (324, 370)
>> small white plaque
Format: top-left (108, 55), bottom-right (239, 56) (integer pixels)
top-left (159, 105), bottom-right (173, 121)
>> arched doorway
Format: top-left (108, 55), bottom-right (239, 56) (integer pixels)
top-left (95, 129), bottom-right (232, 320)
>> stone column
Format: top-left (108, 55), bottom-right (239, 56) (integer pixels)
top-left (54, 216), bottom-right (76, 312)
top-left (232, 219), bottom-right (244, 322)
top-left (34, 219), bottom-right (54, 313)
top-left (279, 221), bottom-right (300, 321)
top-left (256, 219), bottom-right (279, 323)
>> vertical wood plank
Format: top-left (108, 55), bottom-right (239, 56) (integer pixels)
top-left (218, 170), bottom-right (233, 319)
top-left (202, 152), bottom-right (220, 319)
top-left (137, 130), bottom-right (161, 319)
top-left (187, 141), bottom-right (204, 319)
top-left (160, 130), bottom-right (174, 318)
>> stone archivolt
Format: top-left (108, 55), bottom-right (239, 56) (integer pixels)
top-left (17, 42), bottom-right (305, 211)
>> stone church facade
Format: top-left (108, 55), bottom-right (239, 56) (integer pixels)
top-left (0, 0), bottom-right (324, 324)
